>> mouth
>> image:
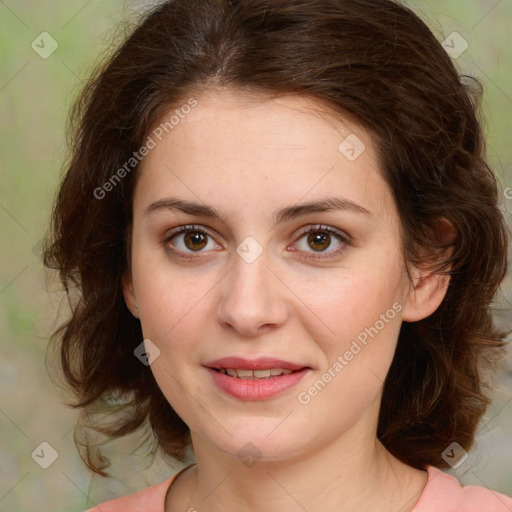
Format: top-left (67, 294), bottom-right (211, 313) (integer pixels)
top-left (204, 356), bottom-right (311, 378)
top-left (204, 357), bottom-right (311, 400)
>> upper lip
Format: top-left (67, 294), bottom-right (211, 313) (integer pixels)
top-left (204, 357), bottom-right (309, 371)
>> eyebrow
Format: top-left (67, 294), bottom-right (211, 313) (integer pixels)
top-left (144, 196), bottom-right (372, 227)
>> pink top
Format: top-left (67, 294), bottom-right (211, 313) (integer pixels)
top-left (85, 463), bottom-right (512, 512)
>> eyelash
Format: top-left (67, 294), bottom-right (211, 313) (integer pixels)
top-left (162, 224), bottom-right (350, 261)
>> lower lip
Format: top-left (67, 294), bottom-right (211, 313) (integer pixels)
top-left (206, 367), bottom-right (310, 401)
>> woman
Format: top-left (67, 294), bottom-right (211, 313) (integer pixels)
top-left (43, 0), bottom-right (512, 510)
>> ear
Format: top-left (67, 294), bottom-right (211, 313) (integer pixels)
top-left (401, 217), bottom-right (456, 322)
top-left (401, 267), bottom-right (451, 322)
top-left (122, 269), bottom-right (140, 319)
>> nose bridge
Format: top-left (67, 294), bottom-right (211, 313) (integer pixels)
top-left (217, 240), bottom-right (287, 335)
top-left (235, 241), bottom-right (273, 295)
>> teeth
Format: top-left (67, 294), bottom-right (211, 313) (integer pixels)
top-left (236, 369), bottom-right (253, 378)
top-left (218, 368), bottom-right (294, 379)
top-left (254, 369), bottom-right (271, 378)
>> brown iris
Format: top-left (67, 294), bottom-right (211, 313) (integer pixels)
top-left (184, 231), bottom-right (208, 251)
top-left (307, 231), bottom-right (331, 252)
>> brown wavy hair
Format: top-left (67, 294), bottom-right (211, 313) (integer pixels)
top-left (43, 0), bottom-right (510, 476)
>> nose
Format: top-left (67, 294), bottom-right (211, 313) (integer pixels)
top-left (216, 245), bottom-right (289, 337)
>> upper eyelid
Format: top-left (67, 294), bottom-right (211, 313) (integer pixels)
top-left (297, 224), bottom-right (350, 241)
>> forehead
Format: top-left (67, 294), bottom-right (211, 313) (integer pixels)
top-left (148, 88), bottom-right (368, 160)
top-left (133, 88), bottom-right (394, 221)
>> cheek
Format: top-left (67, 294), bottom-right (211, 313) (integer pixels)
top-left (130, 251), bottom-right (195, 348)
top-left (137, 276), bottom-right (210, 348)
top-left (304, 259), bottom-right (404, 347)
top-left (300, 256), bottom-right (405, 390)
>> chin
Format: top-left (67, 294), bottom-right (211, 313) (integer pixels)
top-left (203, 428), bottom-right (305, 463)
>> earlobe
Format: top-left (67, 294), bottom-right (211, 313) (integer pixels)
top-left (122, 270), bottom-right (139, 319)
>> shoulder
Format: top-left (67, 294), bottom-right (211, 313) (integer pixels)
top-left (83, 474), bottom-right (175, 512)
top-left (414, 465), bottom-right (512, 512)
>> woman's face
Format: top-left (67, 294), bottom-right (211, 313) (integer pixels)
top-left (123, 88), bottom-right (437, 462)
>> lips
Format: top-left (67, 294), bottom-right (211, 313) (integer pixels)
top-left (204, 356), bottom-right (311, 400)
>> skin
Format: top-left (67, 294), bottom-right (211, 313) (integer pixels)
top-left (122, 87), bottom-right (452, 512)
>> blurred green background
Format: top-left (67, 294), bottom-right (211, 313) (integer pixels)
top-left (1, 1), bottom-right (511, 510)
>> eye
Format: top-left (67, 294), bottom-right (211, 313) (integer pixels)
top-left (163, 224), bottom-right (219, 259)
top-left (292, 224), bottom-right (350, 260)
top-left (162, 223), bottom-right (350, 261)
